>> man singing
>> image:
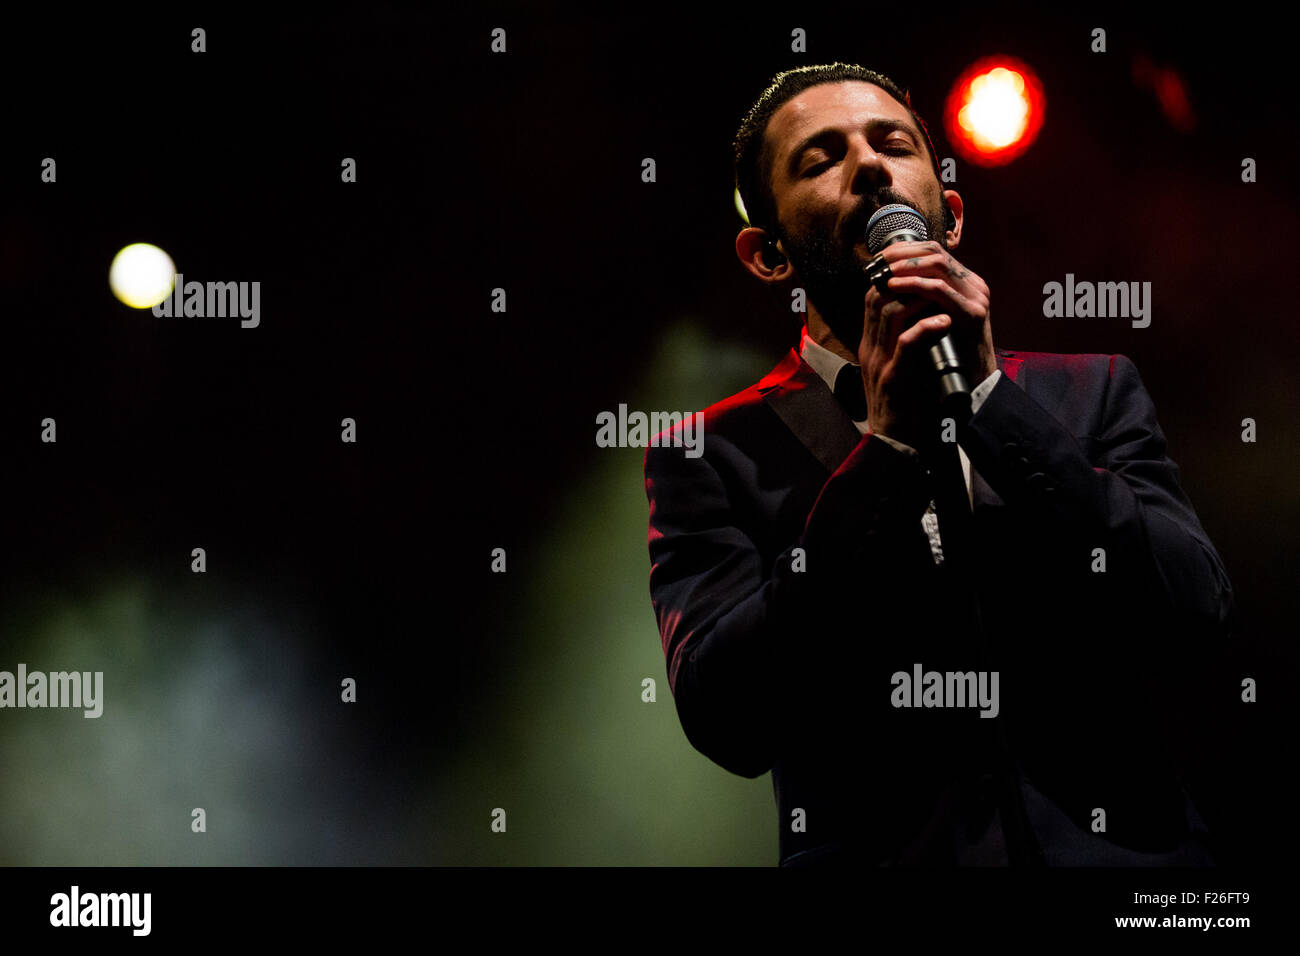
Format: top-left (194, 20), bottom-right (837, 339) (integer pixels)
top-left (643, 63), bottom-right (1233, 866)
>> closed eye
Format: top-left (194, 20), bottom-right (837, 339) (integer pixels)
top-left (802, 141), bottom-right (915, 175)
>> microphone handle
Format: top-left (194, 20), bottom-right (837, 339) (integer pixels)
top-left (930, 335), bottom-right (972, 423)
top-left (904, 301), bottom-right (973, 422)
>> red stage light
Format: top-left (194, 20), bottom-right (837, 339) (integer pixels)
top-left (943, 57), bottom-right (1046, 167)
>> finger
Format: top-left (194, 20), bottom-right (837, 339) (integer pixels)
top-left (871, 292), bottom-right (932, 356)
top-left (884, 274), bottom-right (986, 318)
top-left (878, 240), bottom-right (943, 263)
top-left (863, 286), bottom-right (897, 354)
top-left (888, 256), bottom-right (988, 295)
top-left (882, 292), bottom-right (941, 331)
top-left (884, 255), bottom-right (946, 280)
top-left (894, 314), bottom-right (953, 362)
top-left (884, 245), bottom-right (989, 296)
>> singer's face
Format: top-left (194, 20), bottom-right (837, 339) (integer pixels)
top-left (763, 81), bottom-right (952, 337)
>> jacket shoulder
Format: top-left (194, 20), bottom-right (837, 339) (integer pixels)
top-left (994, 349), bottom-right (1150, 434)
top-left (642, 351), bottom-right (798, 474)
top-left (998, 351), bottom-right (1133, 377)
top-left (1001, 348), bottom-right (1140, 391)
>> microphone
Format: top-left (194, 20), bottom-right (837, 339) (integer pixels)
top-left (862, 204), bottom-right (971, 417)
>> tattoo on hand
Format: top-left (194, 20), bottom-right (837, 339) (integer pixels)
top-left (945, 255), bottom-right (971, 280)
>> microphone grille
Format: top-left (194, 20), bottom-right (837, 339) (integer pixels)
top-left (865, 203), bottom-right (928, 253)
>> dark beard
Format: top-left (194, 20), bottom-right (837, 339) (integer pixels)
top-left (776, 190), bottom-right (951, 351)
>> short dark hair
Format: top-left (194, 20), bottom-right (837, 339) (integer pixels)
top-left (733, 63), bottom-right (943, 234)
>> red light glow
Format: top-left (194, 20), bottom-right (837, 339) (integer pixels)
top-left (944, 57), bottom-right (1046, 166)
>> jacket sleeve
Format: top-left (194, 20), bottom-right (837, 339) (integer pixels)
top-left (959, 354), bottom-right (1234, 643)
top-left (645, 427), bottom-right (936, 778)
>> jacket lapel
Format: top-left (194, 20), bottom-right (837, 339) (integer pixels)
top-left (970, 350), bottom-right (1026, 511)
top-left (758, 347), bottom-right (1028, 508)
top-left (760, 349), bottom-right (861, 475)
top-left (995, 350), bottom-right (1024, 385)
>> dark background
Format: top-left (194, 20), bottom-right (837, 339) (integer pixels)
top-left (0, 3), bottom-right (1293, 867)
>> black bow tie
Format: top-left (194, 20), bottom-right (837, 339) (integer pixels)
top-left (833, 363), bottom-right (869, 422)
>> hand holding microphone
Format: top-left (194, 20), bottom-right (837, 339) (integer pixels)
top-left (857, 203), bottom-right (996, 445)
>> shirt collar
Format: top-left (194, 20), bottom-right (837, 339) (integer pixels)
top-left (799, 326), bottom-right (856, 395)
top-left (799, 327), bottom-right (869, 431)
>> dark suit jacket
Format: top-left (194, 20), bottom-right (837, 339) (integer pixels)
top-left (644, 346), bottom-right (1233, 866)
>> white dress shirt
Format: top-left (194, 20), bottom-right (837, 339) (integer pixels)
top-left (799, 328), bottom-right (1002, 565)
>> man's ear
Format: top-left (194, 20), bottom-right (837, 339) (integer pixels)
top-left (736, 227), bottom-right (792, 282)
top-left (942, 190), bottom-right (964, 250)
